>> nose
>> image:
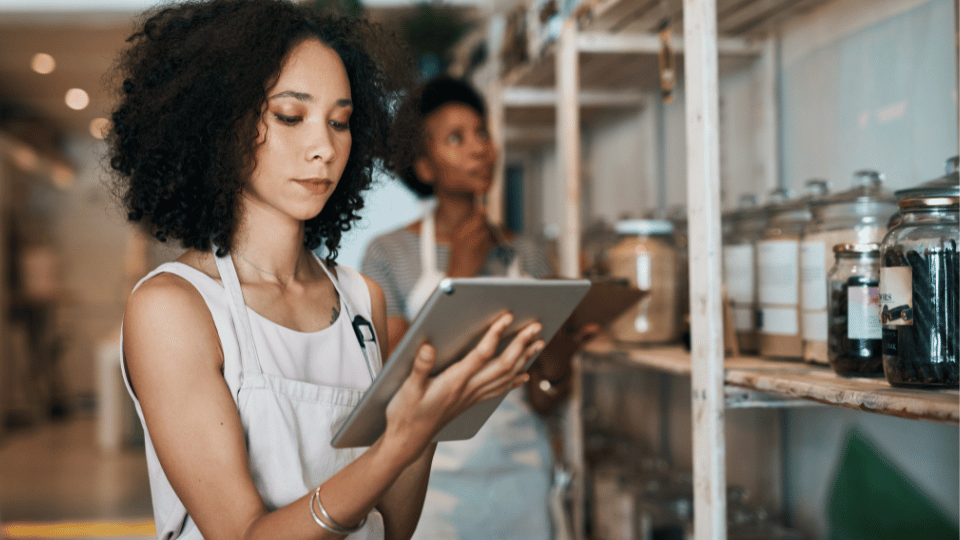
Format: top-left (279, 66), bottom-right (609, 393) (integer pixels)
top-left (469, 133), bottom-right (494, 158)
top-left (306, 124), bottom-right (337, 163)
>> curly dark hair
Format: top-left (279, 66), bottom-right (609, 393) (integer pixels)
top-left (107, 0), bottom-right (414, 259)
top-left (386, 75), bottom-right (487, 199)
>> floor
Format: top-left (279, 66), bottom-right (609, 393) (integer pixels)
top-left (0, 416), bottom-right (154, 539)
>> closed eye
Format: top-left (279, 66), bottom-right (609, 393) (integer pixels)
top-left (274, 113), bottom-right (302, 125)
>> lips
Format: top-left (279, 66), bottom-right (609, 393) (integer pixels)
top-left (295, 178), bottom-right (334, 195)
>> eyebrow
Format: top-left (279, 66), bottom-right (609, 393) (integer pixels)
top-left (269, 91), bottom-right (352, 108)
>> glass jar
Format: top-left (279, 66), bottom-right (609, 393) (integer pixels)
top-left (801, 170), bottom-right (897, 365)
top-left (879, 196), bottom-right (959, 387)
top-left (758, 180), bottom-right (829, 359)
top-left (608, 219), bottom-right (679, 344)
top-left (722, 195), bottom-right (769, 354)
top-left (827, 243), bottom-right (883, 376)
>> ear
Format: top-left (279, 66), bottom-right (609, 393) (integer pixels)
top-left (413, 156), bottom-right (436, 185)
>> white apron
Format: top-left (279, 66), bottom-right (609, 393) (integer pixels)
top-left (407, 211), bottom-right (555, 540)
top-left (124, 253), bottom-right (385, 539)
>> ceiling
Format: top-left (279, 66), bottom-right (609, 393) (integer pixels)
top-left (0, 2), bottom-right (484, 164)
top-left (0, 13), bottom-right (134, 147)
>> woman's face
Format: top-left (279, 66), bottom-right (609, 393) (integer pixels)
top-left (416, 103), bottom-right (497, 197)
top-left (244, 38), bottom-right (353, 222)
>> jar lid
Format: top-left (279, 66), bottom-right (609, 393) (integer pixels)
top-left (811, 169), bottom-right (896, 210)
top-left (615, 219), bottom-right (675, 236)
top-left (898, 196), bottom-right (960, 209)
top-left (768, 180), bottom-right (829, 219)
top-left (894, 156), bottom-right (960, 199)
top-left (833, 242), bottom-right (881, 253)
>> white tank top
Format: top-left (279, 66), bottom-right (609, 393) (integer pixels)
top-left (122, 252), bottom-right (384, 539)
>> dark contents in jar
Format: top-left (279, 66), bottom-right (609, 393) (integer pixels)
top-left (882, 242), bottom-right (959, 387)
top-left (828, 275), bottom-right (883, 376)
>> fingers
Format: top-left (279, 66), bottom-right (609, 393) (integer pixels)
top-left (467, 321), bottom-right (543, 396)
top-left (500, 322), bottom-right (544, 371)
top-left (471, 337), bottom-right (544, 400)
top-left (456, 312), bottom-right (514, 371)
top-left (408, 343), bottom-right (436, 391)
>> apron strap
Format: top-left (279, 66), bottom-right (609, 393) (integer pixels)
top-left (214, 250), bottom-right (264, 376)
top-left (313, 254), bottom-right (382, 378)
top-left (421, 210), bottom-right (438, 274)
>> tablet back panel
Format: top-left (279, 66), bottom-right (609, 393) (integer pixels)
top-left (331, 277), bottom-right (591, 448)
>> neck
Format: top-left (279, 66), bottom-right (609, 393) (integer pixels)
top-left (233, 197), bottom-right (308, 284)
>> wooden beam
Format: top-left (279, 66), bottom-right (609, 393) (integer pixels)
top-left (503, 86), bottom-right (644, 107)
top-left (683, 0), bottom-right (727, 538)
top-left (557, 19), bottom-right (582, 280)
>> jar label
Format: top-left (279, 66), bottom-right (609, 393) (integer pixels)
top-left (801, 310), bottom-right (827, 341)
top-left (760, 307), bottom-right (798, 336)
top-left (723, 244), bottom-right (754, 303)
top-left (800, 241), bottom-right (827, 310)
top-left (635, 253), bottom-right (651, 291)
top-left (758, 240), bottom-right (799, 304)
top-left (848, 286), bottom-right (882, 339)
top-left (879, 266), bottom-right (913, 326)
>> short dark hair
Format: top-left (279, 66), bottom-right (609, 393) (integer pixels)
top-left (107, 0), bottom-right (414, 259)
top-left (387, 75), bottom-right (487, 198)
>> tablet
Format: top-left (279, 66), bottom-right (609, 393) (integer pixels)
top-left (563, 278), bottom-right (646, 332)
top-left (332, 277), bottom-right (591, 448)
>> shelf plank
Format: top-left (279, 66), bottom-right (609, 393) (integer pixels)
top-left (579, 0), bottom-right (840, 36)
top-left (581, 337), bottom-right (960, 424)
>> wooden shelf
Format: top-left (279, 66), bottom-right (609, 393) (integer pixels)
top-left (580, 336), bottom-right (960, 424)
top-left (580, 0), bottom-right (838, 36)
top-left (502, 31), bottom-right (759, 93)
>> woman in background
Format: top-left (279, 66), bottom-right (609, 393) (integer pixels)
top-left (109, 3), bottom-right (545, 539)
top-left (362, 76), bottom-right (594, 540)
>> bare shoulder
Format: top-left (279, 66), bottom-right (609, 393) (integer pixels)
top-left (125, 271), bottom-right (211, 329)
top-left (123, 269), bottom-right (224, 397)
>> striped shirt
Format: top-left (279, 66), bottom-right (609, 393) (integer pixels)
top-left (360, 226), bottom-right (554, 319)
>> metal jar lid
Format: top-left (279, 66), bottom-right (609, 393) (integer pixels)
top-left (811, 169), bottom-right (897, 221)
top-left (894, 156), bottom-right (960, 200)
top-left (897, 196), bottom-right (960, 209)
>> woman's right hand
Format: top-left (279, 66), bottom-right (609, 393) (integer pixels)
top-left (383, 313), bottom-right (544, 461)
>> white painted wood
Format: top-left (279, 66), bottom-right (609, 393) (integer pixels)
top-left (577, 31), bottom-right (761, 56)
top-left (683, 0), bottom-right (727, 538)
top-left (503, 86), bottom-right (644, 107)
top-left (557, 18), bottom-right (582, 279)
top-left (757, 37), bottom-right (780, 194)
top-left (504, 125), bottom-right (556, 143)
top-left (488, 79), bottom-right (506, 225)
top-left (485, 14), bottom-right (507, 226)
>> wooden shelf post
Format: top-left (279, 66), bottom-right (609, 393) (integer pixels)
top-left (683, 0), bottom-right (727, 537)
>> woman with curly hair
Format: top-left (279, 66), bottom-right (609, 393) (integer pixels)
top-left (109, 2), bottom-right (545, 539)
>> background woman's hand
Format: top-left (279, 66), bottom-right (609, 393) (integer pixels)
top-left (383, 313), bottom-right (544, 461)
top-left (446, 208), bottom-right (496, 278)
